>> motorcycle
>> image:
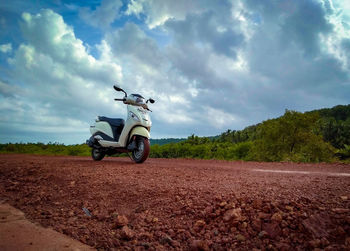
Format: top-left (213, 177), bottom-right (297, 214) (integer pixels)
top-left (86, 85), bottom-right (155, 163)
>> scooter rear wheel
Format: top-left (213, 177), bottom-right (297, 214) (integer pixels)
top-left (91, 148), bottom-right (105, 161)
top-left (131, 137), bottom-right (150, 163)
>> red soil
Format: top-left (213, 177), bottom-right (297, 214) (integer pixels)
top-left (0, 154), bottom-right (349, 250)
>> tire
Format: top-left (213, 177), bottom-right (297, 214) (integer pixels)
top-left (131, 137), bottom-right (150, 163)
top-left (91, 148), bottom-right (105, 161)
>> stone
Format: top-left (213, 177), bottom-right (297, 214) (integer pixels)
top-left (194, 220), bottom-right (206, 230)
top-left (262, 205), bottom-right (271, 213)
top-left (282, 228), bottom-right (289, 237)
top-left (236, 234), bottom-right (246, 242)
top-left (225, 202), bottom-right (236, 209)
top-left (340, 196), bottom-right (348, 201)
top-left (252, 199), bottom-right (263, 209)
top-left (345, 237), bottom-right (350, 247)
top-left (276, 242), bottom-right (290, 250)
top-left (252, 219), bottom-right (262, 231)
top-left (302, 214), bottom-right (330, 238)
top-left (320, 237), bottom-right (329, 247)
top-left (346, 216), bottom-right (350, 224)
top-left (262, 222), bottom-right (282, 239)
top-left (258, 230), bottom-right (268, 238)
top-left (285, 205), bottom-right (293, 212)
top-left (331, 208), bottom-right (349, 214)
top-left (120, 226), bottom-right (134, 240)
top-left (271, 212), bottom-right (283, 223)
top-left (309, 239), bottom-right (321, 248)
top-left (168, 229), bottom-right (175, 237)
top-left (160, 235), bottom-right (173, 245)
top-left (223, 208), bottom-right (242, 222)
top-left (190, 240), bottom-right (209, 251)
top-left (281, 220), bottom-right (288, 228)
top-left (257, 212), bottom-right (271, 220)
top-left (240, 221), bottom-right (248, 229)
top-left (219, 201), bottom-right (227, 207)
top-left (172, 240), bottom-right (181, 247)
top-left (115, 215), bottom-right (129, 228)
top-left (203, 206), bottom-right (213, 216)
top-left (334, 226), bottom-right (346, 238)
top-left (138, 231), bottom-right (153, 240)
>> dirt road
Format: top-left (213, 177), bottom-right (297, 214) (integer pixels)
top-left (0, 154), bottom-right (349, 250)
top-left (0, 203), bottom-right (95, 251)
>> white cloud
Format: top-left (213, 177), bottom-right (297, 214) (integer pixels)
top-left (0, 43), bottom-right (12, 53)
top-left (125, 0), bottom-right (202, 29)
top-left (1, 1), bottom-right (350, 143)
top-left (125, 0), bottom-right (144, 17)
top-left (0, 80), bottom-right (21, 97)
top-left (319, 0), bottom-right (350, 69)
top-left (79, 0), bottom-right (122, 28)
top-left (2, 9), bottom-right (124, 143)
top-left (206, 107), bottom-right (238, 129)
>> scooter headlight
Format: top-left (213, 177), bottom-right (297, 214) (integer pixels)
top-left (129, 111), bottom-right (140, 122)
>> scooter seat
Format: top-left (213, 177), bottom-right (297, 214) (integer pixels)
top-left (98, 116), bottom-right (125, 127)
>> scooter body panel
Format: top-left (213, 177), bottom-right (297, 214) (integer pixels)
top-left (90, 121), bottom-right (114, 138)
top-left (129, 127), bottom-right (150, 141)
top-left (118, 104), bottom-right (151, 147)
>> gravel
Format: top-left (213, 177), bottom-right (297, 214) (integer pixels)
top-left (0, 154), bottom-right (349, 250)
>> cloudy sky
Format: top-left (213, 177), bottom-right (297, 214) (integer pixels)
top-left (0, 0), bottom-right (349, 144)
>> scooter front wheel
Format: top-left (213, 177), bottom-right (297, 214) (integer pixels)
top-left (91, 148), bottom-right (105, 161)
top-left (131, 137), bottom-right (150, 163)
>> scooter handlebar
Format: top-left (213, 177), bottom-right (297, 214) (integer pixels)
top-left (114, 98), bottom-right (152, 111)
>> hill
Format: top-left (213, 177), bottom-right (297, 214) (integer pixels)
top-left (150, 104), bottom-right (350, 162)
top-left (216, 104), bottom-right (350, 149)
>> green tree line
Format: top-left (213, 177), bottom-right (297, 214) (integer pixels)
top-left (150, 105), bottom-right (350, 162)
top-left (0, 142), bottom-right (91, 156)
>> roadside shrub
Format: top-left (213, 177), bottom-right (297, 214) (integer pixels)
top-left (336, 144), bottom-right (350, 160)
top-left (249, 110), bottom-right (336, 162)
top-left (232, 141), bottom-right (253, 160)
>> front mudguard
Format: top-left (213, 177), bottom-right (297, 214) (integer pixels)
top-left (129, 127), bottom-right (150, 141)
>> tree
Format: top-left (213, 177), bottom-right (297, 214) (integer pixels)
top-left (251, 110), bottom-right (335, 162)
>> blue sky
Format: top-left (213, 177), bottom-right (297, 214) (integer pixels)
top-left (0, 0), bottom-right (350, 144)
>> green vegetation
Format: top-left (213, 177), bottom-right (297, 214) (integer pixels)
top-left (150, 105), bottom-right (350, 162)
top-left (1, 104), bottom-right (349, 163)
top-left (149, 135), bottom-right (253, 160)
top-left (249, 110), bottom-right (335, 162)
top-left (0, 142), bottom-right (91, 156)
top-left (150, 138), bottom-right (186, 146)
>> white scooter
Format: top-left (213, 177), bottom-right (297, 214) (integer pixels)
top-left (86, 85), bottom-right (155, 163)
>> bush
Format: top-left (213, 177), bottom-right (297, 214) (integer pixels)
top-left (249, 110), bottom-right (336, 162)
top-left (0, 143), bottom-right (91, 156)
top-left (336, 144), bottom-right (350, 160)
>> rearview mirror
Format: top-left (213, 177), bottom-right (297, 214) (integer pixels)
top-left (113, 84), bottom-right (127, 97)
top-left (113, 85), bottom-right (123, 92)
top-left (148, 98), bottom-right (155, 104)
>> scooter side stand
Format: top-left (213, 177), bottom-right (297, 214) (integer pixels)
top-left (127, 152), bottom-right (133, 162)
